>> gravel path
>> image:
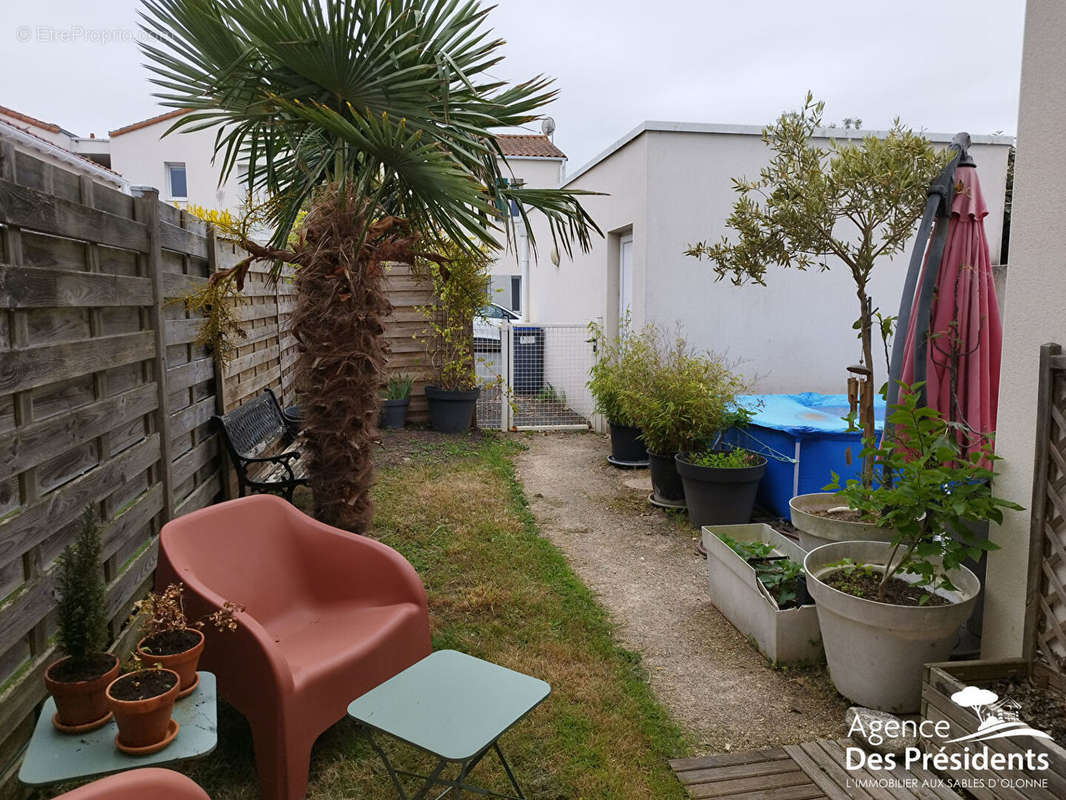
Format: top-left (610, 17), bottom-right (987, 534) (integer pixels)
top-left (515, 431), bottom-right (847, 754)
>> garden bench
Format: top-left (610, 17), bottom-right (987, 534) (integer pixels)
top-left (214, 389), bottom-right (308, 501)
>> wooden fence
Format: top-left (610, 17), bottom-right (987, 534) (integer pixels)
top-left (0, 144), bottom-right (437, 791)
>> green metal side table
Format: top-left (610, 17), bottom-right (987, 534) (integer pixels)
top-left (347, 651), bottom-right (550, 800)
top-left (19, 672), bottom-right (218, 787)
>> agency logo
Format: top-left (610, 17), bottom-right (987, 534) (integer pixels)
top-left (845, 686), bottom-right (1053, 792)
top-left (945, 686), bottom-right (1053, 745)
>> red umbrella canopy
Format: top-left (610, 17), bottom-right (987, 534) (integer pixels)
top-left (899, 165), bottom-right (1003, 454)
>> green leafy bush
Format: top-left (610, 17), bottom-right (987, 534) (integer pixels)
top-left (586, 319), bottom-right (657, 427)
top-left (385, 374), bottom-right (413, 400)
top-left (826, 384), bottom-right (1023, 602)
top-left (419, 244), bottom-right (491, 391)
top-left (56, 509), bottom-right (108, 668)
top-left (624, 326), bottom-right (750, 455)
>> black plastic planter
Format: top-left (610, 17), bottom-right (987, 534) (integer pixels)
top-left (648, 451), bottom-right (686, 505)
top-left (380, 398), bottom-right (409, 430)
top-left (425, 386), bottom-right (479, 433)
top-left (608, 424), bottom-right (648, 466)
top-left (675, 450), bottom-right (767, 527)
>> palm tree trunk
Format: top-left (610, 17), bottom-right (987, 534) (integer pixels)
top-left (288, 186), bottom-right (411, 530)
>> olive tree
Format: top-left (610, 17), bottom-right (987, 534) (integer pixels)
top-left (686, 93), bottom-right (944, 485)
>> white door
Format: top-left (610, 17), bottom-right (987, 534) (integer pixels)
top-left (619, 234), bottom-right (633, 323)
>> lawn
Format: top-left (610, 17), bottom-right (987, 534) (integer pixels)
top-left (169, 433), bottom-right (689, 799)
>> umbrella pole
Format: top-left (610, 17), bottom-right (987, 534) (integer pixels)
top-left (884, 133), bottom-right (972, 427)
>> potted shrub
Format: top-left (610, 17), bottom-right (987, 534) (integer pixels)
top-left (627, 327), bottom-right (749, 507)
top-left (804, 389), bottom-right (1022, 713)
top-left (676, 446), bottom-right (766, 528)
top-left (686, 94), bottom-right (944, 541)
top-left (702, 524), bottom-right (822, 664)
top-left (381, 374), bottom-right (413, 430)
top-left (420, 245), bottom-right (489, 433)
top-left (135, 583), bottom-right (241, 699)
top-left (106, 666), bottom-right (181, 754)
top-left (587, 319), bottom-right (655, 466)
top-left (44, 509), bottom-right (120, 733)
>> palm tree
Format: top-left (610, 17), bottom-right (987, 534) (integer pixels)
top-left (140, 0), bottom-right (599, 529)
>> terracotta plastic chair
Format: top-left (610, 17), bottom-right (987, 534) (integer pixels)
top-left (157, 495), bottom-right (431, 800)
top-left (54, 769), bottom-right (210, 800)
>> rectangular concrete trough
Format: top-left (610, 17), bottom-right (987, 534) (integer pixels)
top-left (701, 523), bottom-right (823, 665)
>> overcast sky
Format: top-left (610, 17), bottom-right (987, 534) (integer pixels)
top-left (0, 0), bottom-right (1026, 173)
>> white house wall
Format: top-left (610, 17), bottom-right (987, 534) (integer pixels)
top-left (982, 0), bottom-right (1063, 660)
top-left (109, 121), bottom-right (246, 212)
top-left (540, 134), bottom-right (649, 327)
top-left (640, 130), bottom-right (1009, 394)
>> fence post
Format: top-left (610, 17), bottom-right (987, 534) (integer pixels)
top-left (134, 186), bottom-right (175, 520)
top-left (503, 322), bottom-right (513, 431)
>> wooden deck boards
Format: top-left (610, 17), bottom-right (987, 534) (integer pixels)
top-left (670, 739), bottom-right (966, 800)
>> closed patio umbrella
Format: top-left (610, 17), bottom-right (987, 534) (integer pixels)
top-left (897, 159), bottom-right (1002, 454)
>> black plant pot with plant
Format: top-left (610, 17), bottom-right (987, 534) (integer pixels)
top-left (648, 451), bottom-right (686, 505)
top-left (676, 448), bottom-right (767, 527)
top-left (608, 423), bottom-right (648, 465)
top-left (425, 386), bottom-right (480, 433)
top-left (381, 374), bottom-right (413, 430)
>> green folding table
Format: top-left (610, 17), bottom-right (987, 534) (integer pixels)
top-left (19, 672), bottom-right (217, 787)
top-left (347, 650), bottom-right (549, 800)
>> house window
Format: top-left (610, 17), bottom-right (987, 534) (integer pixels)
top-left (511, 276), bottom-right (521, 312)
top-left (166, 162), bottom-right (187, 200)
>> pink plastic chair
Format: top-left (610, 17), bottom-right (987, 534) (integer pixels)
top-left (53, 769), bottom-right (209, 800)
top-left (157, 495), bottom-right (431, 800)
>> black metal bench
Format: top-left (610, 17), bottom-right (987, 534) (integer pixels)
top-left (214, 389), bottom-right (309, 501)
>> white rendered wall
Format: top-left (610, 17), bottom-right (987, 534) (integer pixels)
top-left (109, 121), bottom-right (246, 213)
top-left (982, 0), bottom-right (1064, 659)
top-left (542, 134), bottom-right (649, 328)
top-left (640, 130), bottom-right (1009, 393)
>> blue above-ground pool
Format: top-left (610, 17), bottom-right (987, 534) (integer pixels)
top-left (723, 393), bottom-right (885, 519)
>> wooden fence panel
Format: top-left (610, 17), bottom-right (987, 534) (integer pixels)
top-left (0, 145), bottom-right (440, 794)
top-left (383, 262), bottom-right (436, 425)
top-left (0, 150), bottom-right (222, 791)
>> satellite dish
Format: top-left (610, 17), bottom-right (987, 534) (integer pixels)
top-left (541, 117), bottom-right (556, 137)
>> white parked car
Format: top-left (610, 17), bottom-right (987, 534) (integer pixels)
top-left (473, 303), bottom-right (521, 348)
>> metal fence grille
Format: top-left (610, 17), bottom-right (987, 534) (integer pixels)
top-left (475, 322), bottom-right (595, 430)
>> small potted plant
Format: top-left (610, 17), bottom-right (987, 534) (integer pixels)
top-left (106, 665), bottom-right (181, 754)
top-left (134, 583), bottom-right (241, 698)
top-left (676, 445), bottom-right (766, 527)
top-left (420, 245), bottom-right (489, 433)
top-left (804, 388), bottom-right (1022, 713)
top-left (381, 374), bottom-right (413, 430)
top-left (44, 509), bottom-right (120, 733)
top-left (587, 319), bottom-right (654, 466)
top-left (627, 327), bottom-right (749, 507)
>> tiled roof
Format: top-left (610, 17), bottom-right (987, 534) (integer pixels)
top-left (0, 104), bottom-right (63, 133)
top-left (109, 108), bottom-right (189, 137)
top-left (108, 111), bottom-right (566, 161)
top-left (495, 134), bottom-right (566, 159)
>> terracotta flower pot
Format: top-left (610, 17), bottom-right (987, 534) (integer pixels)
top-left (137, 628), bottom-right (204, 698)
top-left (44, 653), bottom-right (120, 733)
top-left (106, 669), bottom-right (180, 752)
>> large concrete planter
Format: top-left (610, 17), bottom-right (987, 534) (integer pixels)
top-left (702, 524), bottom-right (822, 665)
top-left (804, 540), bottom-right (980, 714)
top-left (789, 492), bottom-right (899, 551)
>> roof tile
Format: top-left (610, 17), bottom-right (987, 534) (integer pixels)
top-left (495, 134), bottom-right (566, 159)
